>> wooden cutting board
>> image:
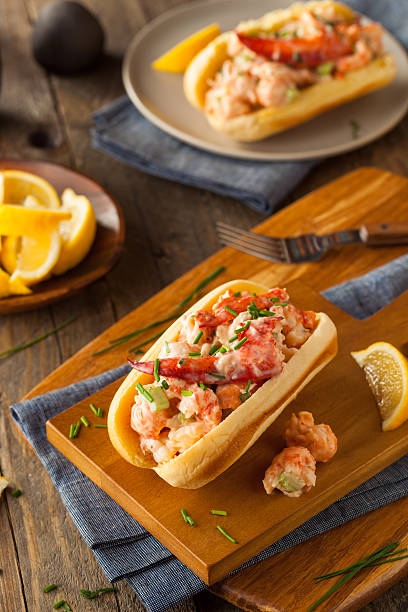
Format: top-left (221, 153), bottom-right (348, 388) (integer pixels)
top-left (46, 279), bottom-right (408, 586)
top-left (24, 168), bottom-right (408, 609)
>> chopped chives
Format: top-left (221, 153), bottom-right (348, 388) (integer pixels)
top-left (73, 421), bottom-right (81, 437)
top-left (69, 424), bottom-right (76, 439)
top-left (181, 390), bottom-right (193, 396)
top-left (136, 382), bottom-right (154, 402)
top-left (228, 335), bottom-right (238, 343)
top-left (252, 292), bottom-right (257, 296)
top-left (239, 392), bottom-right (251, 403)
top-left (279, 302), bottom-right (289, 307)
top-left (80, 416), bottom-right (90, 427)
top-left (193, 330), bottom-right (203, 344)
top-left (94, 424), bottom-right (108, 429)
top-left (209, 344), bottom-right (221, 355)
top-left (44, 584), bottom-right (57, 593)
top-left (270, 297), bottom-right (280, 302)
top-left (350, 119), bottom-right (360, 140)
top-left (161, 379), bottom-right (169, 390)
top-left (188, 351), bottom-right (201, 357)
top-left (97, 407), bottom-right (104, 418)
top-left (273, 332), bottom-right (278, 339)
top-left (53, 602), bottom-right (66, 610)
top-left (219, 346), bottom-right (227, 353)
top-left (234, 336), bottom-right (247, 350)
top-left (225, 306), bottom-right (238, 317)
top-left (210, 372), bottom-right (225, 379)
top-left (165, 340), bottom-right (170, 353)
top-left (233, 291), bottom-right (241, 297)
top-left (154, 358), bottom-right (160, 382)
top-left (211, 510), bottom-right (227, 516)
top-left (245, 380), bottom-right (252, 392)
top-left (61, 603), bottom-right (73, 612)
top-left (236, 321), bottom-right (251, 333)
top-left (181, 508), bottom-right (195, 526)
top-left (216, 525), bottom-right (237, 543)
top-left (259, 310), bottom-right (275, 317)
top-left (178, 359), bottom-right (185, 365)
top-left (90, 403), bottom-right (98, 416)
top-left (187, 516), bottom-right (195, 526)
top-left (80, 587), bottom-right (117, 599)
top-left (11, 489), bottom-right (22, 498)
top-left (199, 382), bottom-right (207, 390)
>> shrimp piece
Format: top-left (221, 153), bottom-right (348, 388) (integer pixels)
top-left (336, 39), bottom-right (372, 72)
top-left (216, 383), bottom-right (248, 411)
top-left (167, 421), bottom-right (207, 454)
top-left (178, 385), bottom-right (222, 431)
top-left (205, 86), bottom-right (252, 120)
top-left (284, 411), bottom-right (337, 462)
top-left (130, 316), bottom-right (284, 384)
top-left (178, 314), bottom-right (213, 347)
top-left (130, 390), bottom-right (172, 439)
top-left (140, 434), bottom-right (176, 464)
top-left (263, 446), bottom-right (316, 497)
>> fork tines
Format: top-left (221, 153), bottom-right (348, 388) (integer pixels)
top-left (216, 222), bottom-right (287, 263)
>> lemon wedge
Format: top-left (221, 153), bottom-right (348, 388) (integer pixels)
top-left (1, 236), bottom-right (20, 275)
top-left (0, 267), bottom-right (31, 297)
top-left (152, 23), bottom-right (220, 73)
top-left (0, 170), bottom-right (60, 208)
top-left (52, 188), bottom-right (96, 275)
top-left (10, 230), bottom-right (61, 287)
top-left (351, 341), bottom-right (408, 431)
top-left (0, 204), bottom-right (71, 237)
top-left (0, 476), bottom-right (9, 497)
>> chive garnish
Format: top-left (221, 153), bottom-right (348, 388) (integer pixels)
top-left (69, 424), bottom-right (76, 439)
top-left (209, 343), bottom-right (221, 355)
top-left (154, 358), bottom-right (160, 382)
top-left (94, 424), bottom-right (108, 429)
top-left (279, 302), bottom-right (289, 306)
top-left (217, 525), bottom-right (237, 544)
top-left (350, 119), bottom-right (360, 140)
top-left (235, 321), bottom-right (251, 334)
top-left (181, 508), bottom-right (195, 526)
top-left (176, 266), bottom-right (226, 310)
top-left (97, 407), bottom-right (104, 418)
top-left (11, 489), bottom-right (22, 498)
top-left (44, 584), bottom-right (57, 593)
top-left (136, 382), bottom-right (154, 402)
top-left (188, 352), bottom-right (201, 357)
top-left (199, 382), bottom-right (207, 390)
top-left (90, 403), bottom-right (98, 416)
top-left (273, 332), bottom-right (278, 339)
top-left (80, 587), bottom-right (117, 599)
top-left (252, 292), bottom-right (257, 296)
top-left (53, 601), bottom-right (66, 610)
top-left (211, 510), bottom-right (227, 516)
top-left (165, 340), bottom-right (170, 353)
top-left (73, 421), bottom-right (81, 437)
top-left (225, 306), bottom-right (238, 317)
top-left (233, 336), bottom-right (247, 350)
top-left (178, 359), bottom-right (185, 365)
top-left (228, 335), bottom-right (238, 343)
top-left (0, 316), bottom-right (78, 359)
top-left (210, 372), bottom-right (225, 378)
top-left (270, 297), bottom-right (279, 302)
top-left (161, 379), bottom-right (169, 390)
top-left (62, 603), bottom-right (73, 612)
top-left (181, 390), bottom-right (193, 396)
top-left (259, 310), bottom-right (275, 317)
top-left (233, 291), bottom-right (241, 297)
top-left (128, 331), bottom-right (163, 354)
top-left (80, 416), bottom-right (90, 427)
top-left (245, 380), bottom-right (252, 392)
top-left (193, 330), bottom-right (203, 344)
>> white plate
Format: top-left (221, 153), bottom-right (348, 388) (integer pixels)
top-left (123, 0), bottom-right (408, 161)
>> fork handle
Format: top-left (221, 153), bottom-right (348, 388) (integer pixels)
top-left (359, 223), bottom-right (408, 246)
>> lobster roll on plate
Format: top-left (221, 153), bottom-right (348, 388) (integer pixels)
top-left (183, 0), bottom-right (396, 141)
top-left (108, 280), bottom-right (337, 489)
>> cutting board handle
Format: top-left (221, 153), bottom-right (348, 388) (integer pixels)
top-left (360, 223), bottom-right (408, 246)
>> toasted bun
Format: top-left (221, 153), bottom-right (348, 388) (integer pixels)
top-left (183, 1), bottom-right (396, 141)
top-left (108, 280), bottom-right (337, 488)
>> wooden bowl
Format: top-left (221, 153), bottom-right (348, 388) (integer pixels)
top-left (0, 159), bottom-right (125, 314)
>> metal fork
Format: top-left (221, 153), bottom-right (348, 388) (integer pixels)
top-left (216, 221), bottom-right (408, 264)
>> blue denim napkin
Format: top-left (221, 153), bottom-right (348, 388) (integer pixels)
top-left (10, 253), bottom-right (408, 612)
top-left (91, 0), bottom-right (408, 215)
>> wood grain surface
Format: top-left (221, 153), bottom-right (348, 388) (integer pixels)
top-left (1, 1), bottom-right (408, 612)
top-left (46, 279), bottom-right (408, 586)
top-left (0, 158), bottom-right (125, 314)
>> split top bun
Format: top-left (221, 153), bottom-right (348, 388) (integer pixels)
top-left (108, 280), bottom-right (337, 489)
top-left (183, 1), bottom-right (396, 141)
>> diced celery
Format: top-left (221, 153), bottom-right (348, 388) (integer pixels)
top-left (149, 387), bottom-right (169, 412)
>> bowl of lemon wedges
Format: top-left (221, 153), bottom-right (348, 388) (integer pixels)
top-left (0, 161), bottom-right (124, 313)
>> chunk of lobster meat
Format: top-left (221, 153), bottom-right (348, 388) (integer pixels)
top-left (236, 29), bottom-right (353, 68)
top-left (284, 411), bottom-right (337, 462)
top-left (195, 288), bottom-right (289, 328)
top-left (129, 317), bottom-right (284, 384)
top-left (263, 446), bottom-right (316, 497)
top-left (216, 381), bottom-right (258, 410)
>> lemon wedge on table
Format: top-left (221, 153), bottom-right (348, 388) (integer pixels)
top-left (0, 170), bottom-right (61, 208)
top-left (351, 341), bottom-right (408, 431)
top-left (152, 23), bottom-right (221, 73)
top-left (52, 188), bottom-right (96, 275)
top-left (10, 231), bottom-right (61, 287)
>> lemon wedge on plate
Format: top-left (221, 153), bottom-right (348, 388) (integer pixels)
top-left (0, 267), bottom-right (31, 297)
top-left (10, 231), bottom-right (61, 287)
top-left (351, 341), bottom-right (408, 431)
top-left (152, 23), bottom-right (220, 73)
top-left (52, 188), bottom-right (96, 275)
top-left (0, 170), bottom-right (61, 208)
top-left (0, 203), bottom-right (70, 237)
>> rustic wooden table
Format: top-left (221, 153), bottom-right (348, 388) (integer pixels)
top-left (1, 1), bottom-right (408, 611)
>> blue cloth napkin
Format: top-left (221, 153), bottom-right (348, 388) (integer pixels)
top-left (91, 0), bottom-right (408, 215)
top-left (9, 253), bottom-right (408, 612)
